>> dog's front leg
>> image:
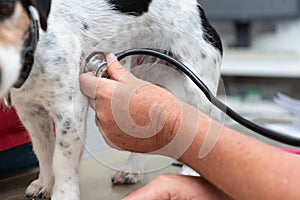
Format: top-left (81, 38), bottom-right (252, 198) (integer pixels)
top-left (13, 103), bottom-right (55, 199)
top-left (51, 89), bottom-right (89, 200)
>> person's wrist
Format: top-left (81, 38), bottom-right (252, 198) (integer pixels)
top-left (177, 111), bottom-right (211, 165)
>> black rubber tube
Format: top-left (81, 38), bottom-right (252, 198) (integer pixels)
top-left (115, 48), bottom-right (300, 147)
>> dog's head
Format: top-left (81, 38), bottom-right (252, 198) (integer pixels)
top-left (0, 0), bottom-right (51, 96)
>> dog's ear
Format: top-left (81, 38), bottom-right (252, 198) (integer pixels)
top-left (29, 0), bottom-right (51, 31)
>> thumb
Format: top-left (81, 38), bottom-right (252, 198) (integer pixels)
top-left (106, 53), bottom-right (134, 81)
top-left (79, 72), bottom-right (100, 99)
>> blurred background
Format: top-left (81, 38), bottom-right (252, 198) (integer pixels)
top-left (200, 0), bottom-right (300, 120)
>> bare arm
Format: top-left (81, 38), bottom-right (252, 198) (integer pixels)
top-left (179, 114), bottom-right (300, 199)
top-left (80, 54), bottom-right (300, 199)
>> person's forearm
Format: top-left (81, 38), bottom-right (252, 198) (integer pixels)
top-left (178, 110), bottom-right (300, 200)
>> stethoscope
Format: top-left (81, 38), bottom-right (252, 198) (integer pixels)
top-left (84, 48), bottom-right (300, 147)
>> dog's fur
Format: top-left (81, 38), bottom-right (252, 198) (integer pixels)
top-left (0, 0), bottom-right (222, 199)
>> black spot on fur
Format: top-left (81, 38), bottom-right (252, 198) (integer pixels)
top-left (198, 6), bottom-right (223, 56)
top-left (63, 118), bottom-right (72, 130)
top-left (213, 58), bottom-right (217, 65)
top-left (108, 0), bottom-right (152, 16)
top-left (59, 140), bottom-right (70, 149)
top-left (82, 22), bottom-right (89, 30)
top-left (37, 106), bottom-right (44, 111)
top-left (52, 56), bottom-right (67, 66)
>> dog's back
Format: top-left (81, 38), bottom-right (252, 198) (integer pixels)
top-left (34, 0), bottom-right (222, 108)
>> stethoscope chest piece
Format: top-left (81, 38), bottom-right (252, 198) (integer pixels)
top-left (84, 52), bottom-right (110, 78)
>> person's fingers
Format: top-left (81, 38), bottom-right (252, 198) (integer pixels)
top-left (106, 53), bottom-right (134, 81)
top-left (79, 72), bottom-right (100, 99)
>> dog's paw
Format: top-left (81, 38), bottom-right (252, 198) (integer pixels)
top-left (111, 171), bottom-right (142, 184)
top-left (25, 179), bottom-right (52, 199)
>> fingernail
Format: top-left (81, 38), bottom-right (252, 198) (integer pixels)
top-left (106, 53), bottom-right (117, 66)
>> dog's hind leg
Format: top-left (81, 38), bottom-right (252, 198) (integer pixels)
top-left (111, 153), bottom-right (144, 184)
top-left (13, 103), bottom-right (55, 199)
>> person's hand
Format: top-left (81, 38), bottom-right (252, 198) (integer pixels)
top-left (80, 53), bottom-right (191, 155)
top-left (122, 174), bottom-right (231, 200)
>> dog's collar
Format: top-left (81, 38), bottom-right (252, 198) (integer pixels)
top-left (13, 7), bottom-right (39, 89)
